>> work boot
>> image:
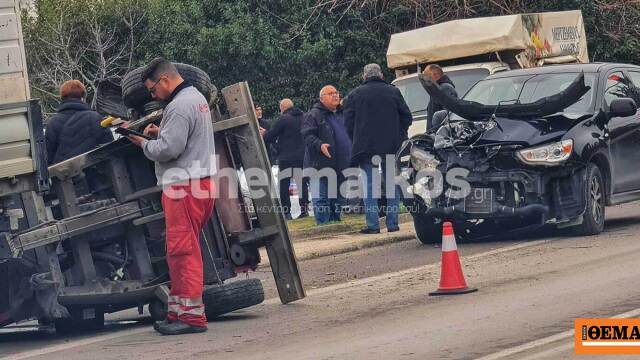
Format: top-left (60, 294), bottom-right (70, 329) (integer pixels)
top-left (156, 319), bottom-right (207, 335)
top-left (387, 227), bottom-right (400, 233)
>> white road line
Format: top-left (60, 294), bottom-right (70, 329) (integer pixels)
top-left (475, 308), bottom-right (640, 360)
top-left (2, 327), bottom-right (152, 360)
top-left (6, 238), bottom-right (553, 360)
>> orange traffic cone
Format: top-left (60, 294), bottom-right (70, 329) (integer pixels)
top-left (429, 222), bottom-right (478, 296)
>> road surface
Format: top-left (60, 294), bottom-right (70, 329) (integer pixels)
top-left (2, 203), bottom-right (640, 360)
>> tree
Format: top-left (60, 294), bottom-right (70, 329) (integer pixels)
top-left (23, 0), bottom-right (148, 114)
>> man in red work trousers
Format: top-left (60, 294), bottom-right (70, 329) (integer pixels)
top-left (128, 58), bottom-right (217, 335)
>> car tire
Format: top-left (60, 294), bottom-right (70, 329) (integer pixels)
top-left (412, 213), bottom-right (442, 244)
top-left (572, 163), bottom-right (605, 236)
top-left (121, 63), bottom-right (214, 110)
top-left (203, 278), bottom-right (265, 320)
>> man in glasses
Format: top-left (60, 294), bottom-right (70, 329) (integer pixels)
top-left (128, 58), bottom-right (216, 335)
top-left (301, 85), bottom-right (351, 225)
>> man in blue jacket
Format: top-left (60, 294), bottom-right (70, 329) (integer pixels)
top-left (262, 99), bottom-right (309, 219)
top-left (301, 85), bottom-right (351, 225)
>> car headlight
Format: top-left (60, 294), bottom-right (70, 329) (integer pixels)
top-left (410, 147), bottom-right (440, 171)
top-left (516, 139), bottom-right (573, 166)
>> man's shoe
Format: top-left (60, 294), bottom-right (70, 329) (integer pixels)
top-left (285, 213), bottom-right (293, 220)
top-left (360, 227), bottom-right (380, 234)
top-left (156, 319), bottom-right (207, 335)
top-left (297, 211), bottom-right (309, 219)
top-left (153, 319), bottom-right (171, 332)
top-left (387, 227), bottom-right (400, 233)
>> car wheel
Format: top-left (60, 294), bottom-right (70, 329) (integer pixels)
top-left (121, 63), bottom-right (214, 110)
top-left (412, 213), bottom-right (442, 244)
top-left (572, 163), bottom-right (605, 236)
top-left (203, 278), bottom-right (265, 319)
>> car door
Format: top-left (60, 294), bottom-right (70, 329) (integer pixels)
top-left (606, 70), bottom-right (640, 194)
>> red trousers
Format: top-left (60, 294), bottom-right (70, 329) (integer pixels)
top-left (161, 178), bottom-right (215, 327)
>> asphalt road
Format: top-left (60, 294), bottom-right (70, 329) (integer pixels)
top-left (2, 203), bottom-right (640, 360)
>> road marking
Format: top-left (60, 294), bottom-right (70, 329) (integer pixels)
top-left (5, 238), bottom-right (553, 360)
top-left (475, 308), bottom-right (640, 360)
top-left (2, 326), bottom-right (152, 360)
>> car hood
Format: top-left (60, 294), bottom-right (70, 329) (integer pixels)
top-left (474, 116), bottom-right (573, 147)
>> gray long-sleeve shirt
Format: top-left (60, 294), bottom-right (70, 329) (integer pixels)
top-left (142, 86), bottom-right (216, 185)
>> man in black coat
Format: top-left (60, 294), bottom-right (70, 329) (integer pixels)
top-left (301, 85), bottom-right (351, 225)
top-left (45, 80), bottom-right (113, 165)
top-left (423, 64), bottom-right (458, 130)
top-left (344, 63), bottom-right (412, 234)
top-left (262, 99), bottom-right (309, 219)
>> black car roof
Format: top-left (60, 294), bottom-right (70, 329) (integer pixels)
top-left (486, 63), bottom-right (640, 79)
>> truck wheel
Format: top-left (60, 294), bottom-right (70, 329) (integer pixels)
top-left (412, 213), bottom-right (442, 244)
top-left (571, 163), bottom-right (605, 236)
top-left (54, 308), bottom-right (104, 334)
top-left (203, 278), bottom-right (264, 319)
top-left (148, 299), bottom-right (167, 322)
top-left (121, 63), bottom-right (214, 110)
top-left (143, 101), bottom-right (167, 115)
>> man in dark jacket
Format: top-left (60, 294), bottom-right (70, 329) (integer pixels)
top-left (45, 80), bottom-right (113, 165)
top-left (262, 99), bottom-right (309, 219)
top-left (424, 64), bottom-right (458, 130)
top-left (301, 85), bottom-right (351, 225)
top-left (344, 63), bottom-right (412, 234)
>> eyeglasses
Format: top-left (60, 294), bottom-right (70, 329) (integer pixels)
top-left (148, 75), bottom-right (166, 95)
top-left (321, 91), bottom-right (340, 98)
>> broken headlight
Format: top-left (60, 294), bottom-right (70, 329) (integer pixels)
top-left (410, 147), bottom-right (440, 171)
top-left (516, 139), bottom-right (573, 166)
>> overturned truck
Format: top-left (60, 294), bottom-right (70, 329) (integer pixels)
top-left (0, 2), bottom-right (303, 332)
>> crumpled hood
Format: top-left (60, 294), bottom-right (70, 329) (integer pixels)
top-left (474, 116), bottom-right (572, 147)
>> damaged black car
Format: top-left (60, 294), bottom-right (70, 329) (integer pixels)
top-left (396, 63), bottom-right (640, 244)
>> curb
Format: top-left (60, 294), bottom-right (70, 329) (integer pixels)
top-left (259, 229), bottom-right (416, 268)
top-left (296, 232), bottom-right (416, 262)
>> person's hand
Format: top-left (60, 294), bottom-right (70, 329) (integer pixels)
top-left (128, 134), bottom-right (145, 147)
top-left (144, 124), bottom-right (160, 138)
top-left (259, 127), bottom-right (267, 137)
top-left (320, 143), bottom-right (332, 158)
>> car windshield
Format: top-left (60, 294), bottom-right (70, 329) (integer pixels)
top-left (395, 68), bottom-right (490, 115)
top-left (463, 72), bottom-right (596, 114)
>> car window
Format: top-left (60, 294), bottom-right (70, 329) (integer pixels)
top-left (626, 71), bottom-right (640, 108)
top-left (604, 72), bottom-right (633, 107)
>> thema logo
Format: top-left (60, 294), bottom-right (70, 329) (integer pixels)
top-left (575, 318), bottom-right (640, 354)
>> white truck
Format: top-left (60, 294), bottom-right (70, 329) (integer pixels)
top-left (387, 10), bottom-right (589, 137)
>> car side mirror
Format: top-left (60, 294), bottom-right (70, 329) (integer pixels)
top-left (609, 98), bottom-right (637, 117)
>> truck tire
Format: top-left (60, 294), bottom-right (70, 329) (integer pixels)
top-left (203, 278), bottom-right (264, 319)
top-left (143, 101), bottom-right (167, 115)
top-left (571, 163), bottom-right (605, 236)
top-left (54, 308), bottom-right (104, 334)
top-left (412, 213), bottom-right (442, 244)
top-left (121, 63), bottom-right (214, 110)
top-left (148, 299), bottom-right (167, 322)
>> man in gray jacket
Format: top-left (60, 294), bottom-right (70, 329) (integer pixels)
top-left (128, 58), bottom-right (216, 335)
